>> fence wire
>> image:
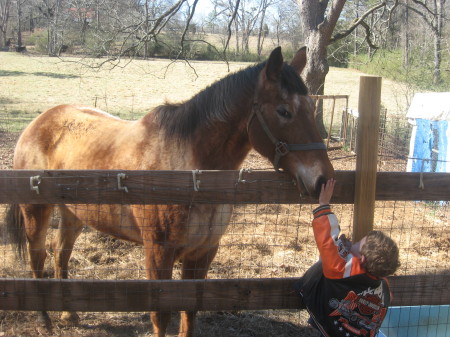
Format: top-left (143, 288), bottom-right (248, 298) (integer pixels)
top-left (1, 99), bottom-right (449, 337)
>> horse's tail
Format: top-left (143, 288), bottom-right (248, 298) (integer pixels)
top-left (5, 204), bottom-right (27, 262)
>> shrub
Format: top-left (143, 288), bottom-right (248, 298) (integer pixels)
top-left (24, 31), bottom-right (48, 54)
top-left (349, 48), bottom-right (450, 91)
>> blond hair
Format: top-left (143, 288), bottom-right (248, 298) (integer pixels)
top-left (361, 231), bottom-right (400, 278)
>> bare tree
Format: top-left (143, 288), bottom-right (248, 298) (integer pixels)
top-left (37, 0), bottom-right (65, 56)
top-left (0, 0), bottom-right (12, 47)
top-left (270, 0), bottom-right (302, 50)
top-left (255, 0), bottom-right (273, 56)
top-left (15, 0), bottom-right (28, 51)
top-left (403, 0), bottom-right (447, 84)
top-left (211, 0), bottom-right (276, 57)
top-left (298, 0), bottom-right (398, 137)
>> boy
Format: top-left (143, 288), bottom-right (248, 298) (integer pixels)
top-left (297, 179), bottom-right (400, 337)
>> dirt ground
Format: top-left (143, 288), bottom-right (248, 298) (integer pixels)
top-left (0, 54), bottom-right (448, 337)
top-left (0, 141), bottom-right (448, 336)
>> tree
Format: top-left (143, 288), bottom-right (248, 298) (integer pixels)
top-left (37, 0), bottom-right (65, 56)
top-left (15, 0), bottom-right (28, 51)
top-left (211, 0), bottom-right (276, 57)
top-left (0, 0), bottom-right (12, 47)
top-left (256, 0), bottom-right (273, 57)
top-left (404, 0), bottom-right (447, 85)
top-left (298, 0), bottom-right (399, 137)
top-left (270, 0), bottom-right (302, 50)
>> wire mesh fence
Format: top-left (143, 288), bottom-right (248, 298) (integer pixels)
top-left (0, 97), bottom-right (449, 336)
top-left (1, 97), bottom-right (448, 278)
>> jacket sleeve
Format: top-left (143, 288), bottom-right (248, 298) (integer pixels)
top-left (312, 205), bottom-right (362, 279)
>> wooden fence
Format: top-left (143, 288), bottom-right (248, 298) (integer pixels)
top-left (1, 169), bottom-right (449, 312)
top-left (1, 77), bottom-right (449, 313)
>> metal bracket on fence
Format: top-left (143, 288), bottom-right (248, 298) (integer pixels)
top-left (237, 168), bottom-right (252, 184)
top-left (117, 173), bottom-right (129, 193)
top-left (418, 160), bottom-right (426, 189)
top-left (192, 169), bottom-right (202, 192)
top-left (30, 175), bottom-right (41, 194)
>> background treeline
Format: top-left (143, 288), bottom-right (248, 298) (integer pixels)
top-left (0, 0), bottom-right (449, 91)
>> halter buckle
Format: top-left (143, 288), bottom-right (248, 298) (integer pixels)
top-left (275, 141), bottom-right (289, 156)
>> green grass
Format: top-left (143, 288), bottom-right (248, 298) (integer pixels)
top-left (0, 110), bottom-right (37, 133)
top-left (0, 52), bottom-right (264, 125)
top-left (350, 49), bottom-right (450, 92)
top-left (0, 50), bottom-right (412, 134)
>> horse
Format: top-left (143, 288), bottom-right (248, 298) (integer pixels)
top-left (6, 46), bottom-right (334, 337)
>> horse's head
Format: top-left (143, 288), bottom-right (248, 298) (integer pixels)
top-left (247, 47), bottom-right (334, 198)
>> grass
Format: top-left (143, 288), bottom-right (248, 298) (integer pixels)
top-left (0, 51), bottom-right (412, 126)
top-left (0, 52), bottom-right (448, 336)
top-left (0, 52), bottom-right (253, 119)
top-left (350, 49), bottom-right (450, 92)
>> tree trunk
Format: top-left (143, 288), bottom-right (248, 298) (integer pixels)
top-left (256, 1), bottom-right (268, 57)
top-left (298, 0), bottom-right (346, 138)
top-left (432, 0), bottom-right (443, 85)
top-left (304, 34), bottom-right (329, 137)
top-left (16, 0), bottom-right (22, 49)
top-left (433, 32), bottom-right (441, 85)
top-left (403, 0), bottom-right (409, 67)
top-left (0, 0), bottom-right (11, 48)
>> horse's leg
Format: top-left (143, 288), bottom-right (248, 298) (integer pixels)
top-left (144, 241), bottom-right (176, 337)
top-left (179, 245), bottom-right (220, 337)
top-left (20, 204), bottom-right (53, 329)
top-left (52, 206), bottom-right (84, 325)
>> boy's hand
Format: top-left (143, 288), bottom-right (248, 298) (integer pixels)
top-left (319, 178), bottom-right (335, 206)
top-left (339, 234), bottom-right (352, 252)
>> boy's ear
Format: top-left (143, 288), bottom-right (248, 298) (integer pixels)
top-left (360, 255), bottom-right (367, 265)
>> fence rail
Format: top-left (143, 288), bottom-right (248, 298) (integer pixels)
top-left (0, 275), bottom-right (448, 312)
top-left (1, 169), bottom-right (449, 312)
top-left (1, 170), bottom-right (449, 204)
top-left (1, 87), bottom-right (448, 317)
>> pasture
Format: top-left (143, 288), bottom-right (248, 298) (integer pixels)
top-left (0, 52), bottom-right (448, 337)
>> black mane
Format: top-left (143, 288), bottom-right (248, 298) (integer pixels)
top-left (153, 61), bottom-right (308, 141)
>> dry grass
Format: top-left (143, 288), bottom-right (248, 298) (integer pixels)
top-left (0, 52), bottom-right (411, 118)
top-left (0, 52), bottom-right (448, 337)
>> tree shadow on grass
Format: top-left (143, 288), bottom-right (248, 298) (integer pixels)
top-left (33, 71), bottom-right (79, 79)
top-left (0, 70), bottom-right (79, 79)
top-left (0, 96), bottom-right (17, 104)
top-left (0, 70), bottom-right (26, 76)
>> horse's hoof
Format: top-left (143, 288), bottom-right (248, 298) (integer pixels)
top-left (60, 311), bottom-right (80, 325)
top-left (36, 311), bottom-right (52, 331)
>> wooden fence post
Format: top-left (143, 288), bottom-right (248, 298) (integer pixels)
top-left (353, 76), bottom-right (382, 242)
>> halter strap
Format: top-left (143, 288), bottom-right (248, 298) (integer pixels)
top-left (247, 104), bottom-right (326, 171)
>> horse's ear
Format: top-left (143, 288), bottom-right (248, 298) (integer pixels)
top-left (290, 46), bottom-right (307, 75)
top-left (264, 47), bottom-right (283, 82)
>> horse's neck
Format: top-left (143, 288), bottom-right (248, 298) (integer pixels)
top-left (190, 103), bottom-right (254, 170)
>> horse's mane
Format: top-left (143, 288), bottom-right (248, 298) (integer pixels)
top-left (151, 61), bottom-right (308, 142)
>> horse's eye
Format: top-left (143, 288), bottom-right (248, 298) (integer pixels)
top-left (277, 107), bottom-right (291, 119)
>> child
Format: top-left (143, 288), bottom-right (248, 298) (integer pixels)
top-left (297, 178), bottom-right (400, 337)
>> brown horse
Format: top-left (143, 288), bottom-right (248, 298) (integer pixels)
top-left (6, 47), bottom-right (334, 337)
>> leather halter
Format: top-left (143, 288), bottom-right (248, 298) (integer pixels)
top-left (247, 104), bottom-right (327, 172)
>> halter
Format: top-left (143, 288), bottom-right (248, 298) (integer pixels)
top-left (247, 103), bottom-right (327, 172)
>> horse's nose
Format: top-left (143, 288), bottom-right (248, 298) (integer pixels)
top-left (314, 175), bottom-right (328, 198)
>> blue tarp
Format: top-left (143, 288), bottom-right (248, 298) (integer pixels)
top-left (408, 119), bottom-right (449, 173)
top-left (406, 92), bottom-right (450, 174)
top-left (379, 305), bottom-right (450, 337)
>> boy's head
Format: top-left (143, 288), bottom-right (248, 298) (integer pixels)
top-left (359, 230), bottom-right (400, 278)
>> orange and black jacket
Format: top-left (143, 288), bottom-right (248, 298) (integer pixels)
top-left (298, 205), bottom-right (391, 337)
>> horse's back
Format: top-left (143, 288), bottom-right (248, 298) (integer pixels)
top-left (14, 105), bottom-right (140, 170)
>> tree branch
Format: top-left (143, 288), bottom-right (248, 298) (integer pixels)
top-left (177, 0), bottom-right (199, 60)
top-left (401, 2), bottom-right (436, 32)
top-left (329, 1), bottom-right (388, 44)
top-left (360, 20), bottom-right (379, 50)
top-left (224, 0), bottom-right (240, 59)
